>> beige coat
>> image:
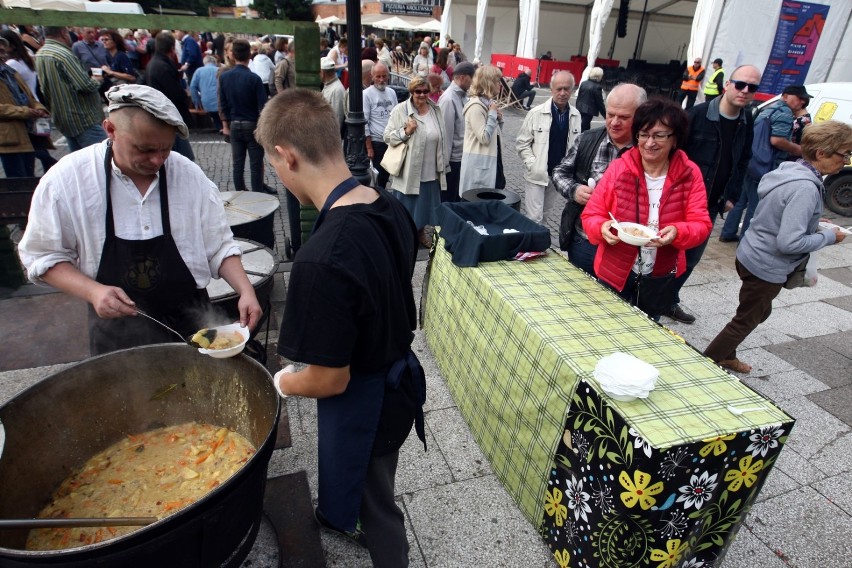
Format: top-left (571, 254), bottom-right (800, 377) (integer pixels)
top-left (0, 71), bottom-right (48, 154)
top-left (383, 98), bottom-right (447, 195)
top-left (516, 96), bottom-right (581, 187)
top-left (459, 96), bottom-right (502, 193)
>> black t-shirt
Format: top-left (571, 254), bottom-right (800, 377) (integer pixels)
top-left (709, 114), bottom-right (738, 206)
top-left (277, 190), bottom-right (418, 372)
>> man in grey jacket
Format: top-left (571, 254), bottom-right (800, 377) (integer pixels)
top-left (438, 61), bottom-right (475, 203)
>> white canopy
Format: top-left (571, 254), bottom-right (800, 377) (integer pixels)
top-left (582, 0), bottom-right (615, 82)
top-left (515, 0), bottom-right (540, 59)
top-left (439, 0), bottom-right (452, 47)
top-left (371, 16), bottom-right (414, 31)
top-left (405, 17), bottom-right (442, 33)
top-left (473, 0), bottom-right (487, 63)
top-left (2, 0), bottom-right (143, 12)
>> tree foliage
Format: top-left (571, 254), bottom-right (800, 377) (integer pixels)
top-left (250, 0), bottom-right (313, 21)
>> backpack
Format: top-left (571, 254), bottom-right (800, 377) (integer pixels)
top-left (746, 105), bottom-right (781, 179)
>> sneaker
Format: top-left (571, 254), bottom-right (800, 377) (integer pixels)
top-left (718, 235), bottom-right (739, 243)
top-left (668, 305), bottom-right (696, 324)
top-left (314, 507), bottom-right (367, 548)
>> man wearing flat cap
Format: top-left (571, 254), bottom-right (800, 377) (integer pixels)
top-left (320, 56), bottom-right (346, 135)
top-left (18, 84), bottom-right (262, 355)
top-left (438, 61), bottom-right (475, 203)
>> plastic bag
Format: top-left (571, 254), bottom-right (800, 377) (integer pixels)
top-left (804, 253), bottom-right (818, 287)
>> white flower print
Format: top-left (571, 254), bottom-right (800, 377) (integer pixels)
top-left (659, 509), bottom-right (689, 540)
top-left (660, 447), bottom-right (690, 480)
top-left (630, 427), bottom-right (653, 458)
top-left (746, 426), bottom-right (784, 458)
top-left (572, 431), bottom-right (590, 461)
top-left (681, 558), bottom-right (706, 567)
top-left (676, 470), bottom-right (718, 510)
top-left (566, 475), bottom-right (592, 522)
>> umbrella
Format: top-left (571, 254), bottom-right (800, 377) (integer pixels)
top-left (371, 16), bottom-right (415, 31)
top-left (404, 17), bottom-right (442, 32)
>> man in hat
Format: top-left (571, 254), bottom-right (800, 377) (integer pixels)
top-left (720, 84), bottom-right (809, 242)
top-left (320, 56), bottom-right (346, 134)
top-left (438, 60), bottom-right (475, 203)
top-left (18, 84), bottom-right (262, 356)
top-left (702, 58), bottom-right (725, 102)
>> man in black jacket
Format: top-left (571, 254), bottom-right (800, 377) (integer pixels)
top-left (511, 67), bottom-right (536, 110)
top-left (666, 64), bottom-right (760, 324)
top-left (144, 31), bottom-right (194, 161)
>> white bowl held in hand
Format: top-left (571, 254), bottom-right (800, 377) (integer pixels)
top-left (616, 222), bottom-right (657, 246)
top-left (197, 323), bottom-right (250, 358)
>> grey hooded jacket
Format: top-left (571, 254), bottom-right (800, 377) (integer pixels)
top-left (737, 161), bottom-right (837, 284)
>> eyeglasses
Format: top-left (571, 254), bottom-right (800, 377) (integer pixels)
top-left (731, 80), bottom-right (760, 93)
top-left (637, 132), bottom-right (674, 142)
top-left (835, 151), bottom-right (852, 160)
top-left (412, 89), bottom-right (430, 95)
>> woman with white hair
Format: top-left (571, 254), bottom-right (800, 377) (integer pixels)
top-left (576, 66), bottom-right (606, 132)
top-left (248, 42), bottom-right (274, 97)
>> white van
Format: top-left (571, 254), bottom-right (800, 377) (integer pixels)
top-left (757, 83), bottom-right (852, 216)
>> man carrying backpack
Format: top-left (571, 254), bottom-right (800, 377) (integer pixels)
top-left (719, 84), bottom-right (809, 242)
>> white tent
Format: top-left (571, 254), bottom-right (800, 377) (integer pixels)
top-left (403, 17), bottom-right (442, 33)
top-left (439, 0), bottom-right (452, 48)
top-left (515, 0), bottom-right (540, 60)
top-left (2, 0), bottom-right (143, 12)
top-left (85, 0), bottom-right (144, 14)
top-left (581, 0), bottom-right (615, 82)
top-left (371, 16), bottom-right (415, 31)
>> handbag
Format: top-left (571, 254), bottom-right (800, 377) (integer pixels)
top-left (783, 254), bottom-right (811, 289)
top-left (380, 141), bottom-right (407, 177)
top-left (558, 199), bottom-right (581, 251)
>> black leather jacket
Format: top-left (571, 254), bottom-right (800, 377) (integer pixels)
top-left (684, 97), bottom-right (754, 214)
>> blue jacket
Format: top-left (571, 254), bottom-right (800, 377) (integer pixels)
top-left (180, 35), bottom-right (203, 72)
top-left (189, 63), bottom-right (219, 112)
top-left (684, 96), bottom-right (753, 213)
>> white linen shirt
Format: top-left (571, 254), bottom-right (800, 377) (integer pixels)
top-left (19, 140), bottom-right (241, 288)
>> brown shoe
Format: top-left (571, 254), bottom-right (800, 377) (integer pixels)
top-left (719, 358), bottom-right (752, 374)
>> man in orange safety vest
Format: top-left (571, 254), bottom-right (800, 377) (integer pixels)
top-left (677, 57), bottom-right (705, 110)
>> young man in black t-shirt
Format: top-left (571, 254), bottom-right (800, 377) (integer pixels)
top-left (256, 89), bottom-right (425, 567)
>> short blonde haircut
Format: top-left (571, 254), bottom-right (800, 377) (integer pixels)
top-left (468, 64), bottom-right (501, 100)
top-left (800, 120), bottom-right (852, 162)
top-left (408, 75), bottom-right (428, 94)
top-left (589, 66), bottom-right (604, 81)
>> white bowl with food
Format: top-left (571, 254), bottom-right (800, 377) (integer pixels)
top-left (192, 323), bottom-right (250, 358)
top-left (616, 222), bottom-right (657, 246)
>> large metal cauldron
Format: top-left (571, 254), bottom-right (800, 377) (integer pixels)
top-left (0, 345), bottom-right (280, 568)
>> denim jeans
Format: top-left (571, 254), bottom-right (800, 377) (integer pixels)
top-left (172, 135), bottom-right (195, 162)
top-left (65, 124), bottom-right (107, 153)
top-left (567, 232), bottom-right (597, 277)
top-left (721, 174), bottom-right (759, 239)
top-left (1, 152), bottom-right (35, 177)
top-left (230, 122), bottom-right (265, 193)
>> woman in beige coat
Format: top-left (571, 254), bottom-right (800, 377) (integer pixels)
top-left (0, 36), bottom-right (50, 177)
top-left (383, 76), bottom-right (448, 247)
top-left (459, 65), bottom-right (503, 194)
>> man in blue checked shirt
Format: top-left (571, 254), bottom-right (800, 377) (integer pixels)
top-left (189, 55), bottom-right (222, 132)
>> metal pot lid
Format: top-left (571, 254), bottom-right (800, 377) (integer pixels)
top-left (206, 239), bottom-right (277, 300)
top-left (220, 191), bottom-right (280, 227)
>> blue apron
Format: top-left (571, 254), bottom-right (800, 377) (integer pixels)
top-left (312, 179), bottom-right (427, 532)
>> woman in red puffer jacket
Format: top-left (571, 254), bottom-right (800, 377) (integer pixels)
top-left (582, 98), bottom-right (712, 319)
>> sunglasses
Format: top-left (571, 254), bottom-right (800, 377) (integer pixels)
top-left (731, 81), bottom-right (760, 93)
top-left (413, 89), bottom-right (430, 95)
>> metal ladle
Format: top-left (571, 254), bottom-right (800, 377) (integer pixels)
top-left (134, 309), bottom-right (195, 346)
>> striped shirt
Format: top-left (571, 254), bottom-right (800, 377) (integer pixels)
top-left (35, 39), bottom-right (103, 138)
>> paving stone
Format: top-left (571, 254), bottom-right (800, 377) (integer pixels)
top-left (744, 486), bottom-right (852, 567)
top-left (737, 347), bottom-right (796, 377)
top-left (807, 383), bottom-right (852, 427)
top-left (809, 432), bottom-right (852, 476)
top-left (426, 407), bottom-right (492, 481)
top-left (775, 396), bottom-right (850, 459)
top-left (718, 524), bottom-right (789, 568)
top-left (812, 470), bottom-right (852, 517)
top-left (819, 267), bottom-right (852, 286)
top-left (765, 337), bottom-right (852, 389)
top-left (752, 466), bottom-right (801, 503)
top-left (824, 294), bottom-right (852, 313)
top-left (742, 369), bottom-right (829, 402)
top-left (771, 444), bottom-right (829, 486)
top-left (403, 475), bottom-right (553, 568)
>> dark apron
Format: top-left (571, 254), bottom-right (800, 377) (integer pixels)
top-left (311, 178), bottom-right (427, 532)
top-left (89, 141), bottom-right (209, 355)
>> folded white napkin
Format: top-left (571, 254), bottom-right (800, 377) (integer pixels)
top-left (593, 352), bottom-right (658, 399)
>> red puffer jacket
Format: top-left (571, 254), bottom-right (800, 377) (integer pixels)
top-left (581, 147), bottom-right (712, 291)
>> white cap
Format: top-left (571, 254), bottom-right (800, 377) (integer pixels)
top-left (320, 57), bottom-right (336, 70)
top-left (106, 84), bottom-right (189, 139)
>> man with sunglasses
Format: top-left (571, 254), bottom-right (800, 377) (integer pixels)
top-left (720, 84), bottom-right (808, 243)
top-left (666, 65), bottom-right (761, 324)
top-left (677, 57), bottom-right (705, 110)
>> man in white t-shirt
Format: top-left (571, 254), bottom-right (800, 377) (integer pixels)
top-left (363, 63), bottom-right (398, 189)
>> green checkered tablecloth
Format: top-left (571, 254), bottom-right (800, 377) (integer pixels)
top-left (423, 240), bottom-right (792, 526)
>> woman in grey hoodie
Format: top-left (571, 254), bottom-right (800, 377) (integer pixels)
top-left (704, 120), bottom-right (852, 374)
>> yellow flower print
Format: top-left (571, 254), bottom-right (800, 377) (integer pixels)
top-left (619, 469), bottom-right (664, 510)
top-left (724, 455), bottom-right (764, 492)
top-left (545, 486), bottom-right (568, 527)
top-left (699, 433), bottom-right (737, 457)
top-left (553, 548), bottom-right (571, 568)
top-left (649, 538), bottom-right (689, 568)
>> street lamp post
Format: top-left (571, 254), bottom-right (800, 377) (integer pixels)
top-left (343, 0), bottom-right (371, 185)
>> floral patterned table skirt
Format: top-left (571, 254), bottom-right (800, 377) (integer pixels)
top-left (541, 381), bottom-right (794, 568)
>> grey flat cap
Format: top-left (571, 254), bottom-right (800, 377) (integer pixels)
top-left (106, 84), bottom-right (189, 139)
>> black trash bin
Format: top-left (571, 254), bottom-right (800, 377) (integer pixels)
top-left (461, 188), bottom-right (521, 211)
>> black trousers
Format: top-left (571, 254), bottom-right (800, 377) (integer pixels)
top-left (677, 89), bottom-right (698, 109)
top-left (362, 450), bottom-right (409, 567)
top-left (442, 160), bottom-right (462, 203)
top-left (580, 113), bottom-right (594, 132)
top-left (372, 140), bottom-right (391, 190)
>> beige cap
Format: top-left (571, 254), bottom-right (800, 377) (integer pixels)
top-left (106, 84), bottom-right (189, 139)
